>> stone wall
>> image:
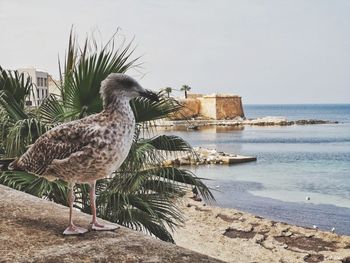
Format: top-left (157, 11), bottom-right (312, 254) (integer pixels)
top-left (171, 98), bottom-right (201, 120)
top-left (186, 93), bottom-right (204, 99)
top-left (172, 93), bottom-right (244, 120)
top-left (198, 94), bottom-right (244, 120)
top-left (0, 185), bottom-right (222, 263)
top-left (216, 95), bottom-right (244, 119)
top-left (198, 96), bottom-right (217, 119)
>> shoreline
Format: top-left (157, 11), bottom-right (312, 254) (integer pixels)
top-left (163, 147), bottom-right (257, 166)
top-left (173, 194), bottom-right (350, 263)
top-left (155, 117), bottom-right (339, 128)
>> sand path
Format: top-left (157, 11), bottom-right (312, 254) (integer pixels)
top-left (173, 195), bottom-right (350, 263)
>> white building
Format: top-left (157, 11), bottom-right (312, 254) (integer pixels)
top-left (48, 75), bottom-right (61, 97)
top-left (17, 68), bottom-right (49, 106)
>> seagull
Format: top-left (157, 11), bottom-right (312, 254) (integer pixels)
top-left (331, 227), bottom-right (335, 233)
top-left (313, 225), bottom-right (319, 230)
top-left (306, 196), bottom-right (311, 201)
top-left (8, 73), bottom-right (159, 235)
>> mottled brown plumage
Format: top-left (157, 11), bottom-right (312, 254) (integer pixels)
top-left (11, 102), bottom-right (135, 183)
top-left (9, 73), bottom-right (159, 235)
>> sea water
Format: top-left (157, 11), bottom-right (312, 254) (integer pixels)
top-left (163, 104), bottom-right (350, 234)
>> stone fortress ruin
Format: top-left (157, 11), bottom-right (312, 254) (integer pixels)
top-left (173, 93), bottom-right (245, 120)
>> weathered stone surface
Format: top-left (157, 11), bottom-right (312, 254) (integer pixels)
top-left (198, 94), bottom-right (244, 120)
top-left (295, 119), bottom-right (338, 125)
top-left (170, 93), bottom-right (245, 121)
top-left (243, 117), bottom-right (293, 126)
top-left (155, 117), bottom-right (337, 127)
top-left (171, 98), bottom-right (201, 120)
top-left (215, 95), bottom-right (244, 120)
top-left (0, 185), bottom-right (222, 263)
top-left (162, 147), bottom-right (256, 166)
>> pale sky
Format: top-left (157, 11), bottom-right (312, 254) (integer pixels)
top-left (0, 0), bottom-right (349, 104)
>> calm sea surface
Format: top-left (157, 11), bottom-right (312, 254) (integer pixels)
top-left (163, 104), bottom-right (350, 234)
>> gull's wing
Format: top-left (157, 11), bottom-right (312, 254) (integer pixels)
top-left (11, 120), bottom-right (97, 175)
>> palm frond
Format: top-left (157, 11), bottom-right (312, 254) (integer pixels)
top-left (142, 167), bottom-right (214, 202)
top-left (4, 117), bottom-right (50, 157)
top-left (60, 30), bottom-right (139, 119)
top-left (39, 95), bottom-right (65, 124)
top-left (97, 190), bottom-right (182, 242)
top-left (0, 90), bottom-right (28, 121)
top-left (0, 67), bottom-right (33, 107)
top-left (0, 171), bottom-right (67, 199)
top-left (146, 135), bottom-right (192, 152)
top-left (131, 95), bottom-right (182, 124)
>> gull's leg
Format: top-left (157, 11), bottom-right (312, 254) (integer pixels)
top-left (63, 182), bottom-right (88, 235)
top-left (90, 180), bottom-right (118, 231)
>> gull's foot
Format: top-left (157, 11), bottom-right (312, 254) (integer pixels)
top-left (91, 222), bottom-right (119, 231)
top-left (63, 225), bottom-right (88, 235)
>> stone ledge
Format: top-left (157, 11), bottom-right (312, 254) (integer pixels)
top-left (0, 185), bottom-right (223, 263)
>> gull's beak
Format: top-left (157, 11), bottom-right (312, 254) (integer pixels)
top-left (139, 89), bottom-right (160, 102)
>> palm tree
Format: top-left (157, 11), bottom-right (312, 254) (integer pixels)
top-left (0, 30), bottom-right (213, 242)
top-left (180, 85), bottom-right (191, 99)
top-left (163, 87), bottom-right (172, 98)
top-left (0, 66), bottom-right (47, 157)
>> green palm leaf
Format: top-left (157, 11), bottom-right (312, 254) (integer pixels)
top-left (0, 67), bottom-right (33, 107)
top-left (0, 171), bottom-right (67, 200)
top-left (146, 135), bottom-right (192, 152)
top-left (61, 31), bottom-right (139, 119)
top-left (131, 95), bottom-right (181, 124)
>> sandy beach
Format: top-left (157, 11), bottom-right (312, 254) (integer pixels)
top-left (173, 194), bottom-right (350, 263)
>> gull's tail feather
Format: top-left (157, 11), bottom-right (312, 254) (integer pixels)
top-left (0, 158), bottom-right (18, 171)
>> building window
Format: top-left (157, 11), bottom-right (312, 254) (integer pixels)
top-left (44, 78), bottom-right (47, 87)
top-left (37, 77), bottom-right (45, 87)
top-left (25, 101), bottom-right (32, 106)
top-left (37, 88), bottom-right (39, 98)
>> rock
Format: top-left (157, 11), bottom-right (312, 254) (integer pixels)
top-left (193, 196), bottom-right (202, 202)
top-left (164, 147), bottom-right (256, 166)
top-left (187, 125), bottom-right (199, 130)
top-left (253, 234), bottom-right (266, 243)
top-left (0, 185), bottom-right (222, 263)
top-left (221, 156), bottom-right (257, 164)
top-left (163, 160), bottom-right (174, 166)
top-left (295, 119), bottom-right (331, 125)
top-left (228, 223), bottom-right (253, 232)
top-left (180, 159), bottom-right (191, 165)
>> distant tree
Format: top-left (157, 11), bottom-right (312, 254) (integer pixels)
top-left (180, 85), bottom-right (191, 99)
top-left (164, 87), bottom-right (172, 98)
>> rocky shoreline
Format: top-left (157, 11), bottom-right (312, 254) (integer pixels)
top-left (244, 117), bottom-right (338, 126)
top-left (155, 117), bottom-right (338, 128)
top-left (163, 147), bottom-right (257, 166)
top-left (173, 194), bottom-right (350, 263)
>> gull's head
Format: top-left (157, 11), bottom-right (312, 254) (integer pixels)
top-left (100, 73), bottom-right (159, 108)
